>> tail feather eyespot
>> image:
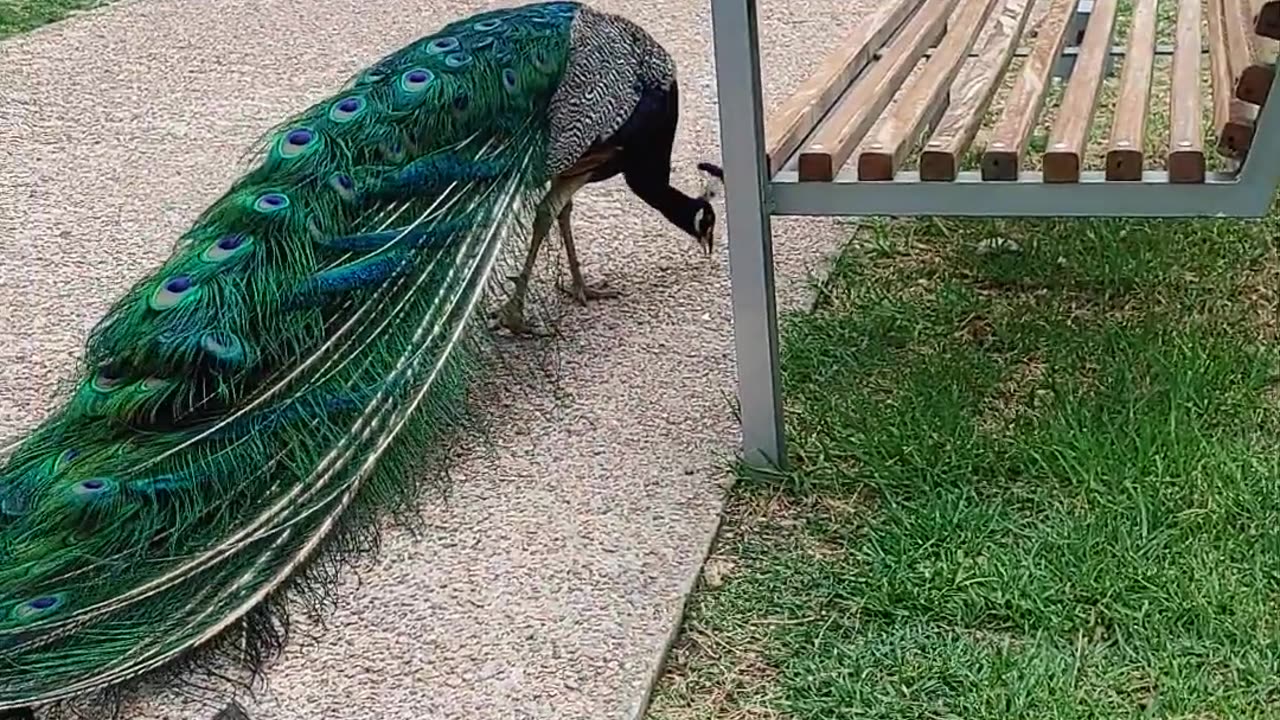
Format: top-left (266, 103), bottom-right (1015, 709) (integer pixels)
top-left (328, 95), bottom-right (366, 123)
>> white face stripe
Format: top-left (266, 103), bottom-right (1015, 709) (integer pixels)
top-left (699, 172), bottom-right (723, 202)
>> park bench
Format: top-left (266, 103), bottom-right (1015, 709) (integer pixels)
top-left (707, 0), bottom-right (1280, 467)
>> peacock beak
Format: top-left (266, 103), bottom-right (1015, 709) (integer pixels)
top-left (695, 208), bottom-right (715, 256)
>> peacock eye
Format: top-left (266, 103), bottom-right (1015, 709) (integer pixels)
top-left (149, 274), bottom-right (199, 311)
top-left (443, 52), bottom-right (472, 70)
top-left (502, 68), bottom-right (519, 93)
top-left (277, 127), bottom-right (318, 159)
top-left (329, 95), bottom-right (366, 122)
top-left (70, 477), bottom-right (115, 499)
top-left (11, 592), bottom-right (67, 620)
top-left (426, 36), bottom-right (460, 54)
top-left (202, 233), bottom-right (253, 263)
top-left (329, 173), bottom-right (357, 201)
top-left (253, 192), bottom-right (290, 214)
top-left (200, 331), bottom-right (247, 369)
top-left (92, 364), bottom-right (127, 391)
top-left (397, 68), bottom-right (434, 97)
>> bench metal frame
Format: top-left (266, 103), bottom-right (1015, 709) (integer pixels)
top-left (709, 0), bottom-right (1280, 467)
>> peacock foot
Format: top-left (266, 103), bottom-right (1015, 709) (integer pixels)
top-left (491, 297), bottom-right (550, 337)
top-left (558, 278), bottom-right (620, 307)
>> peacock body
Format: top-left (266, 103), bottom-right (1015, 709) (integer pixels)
top-left (0, 2), bottom-right (718, 713)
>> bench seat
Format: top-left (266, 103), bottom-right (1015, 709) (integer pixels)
top-left (764, 0), bottom-right (1278, 184)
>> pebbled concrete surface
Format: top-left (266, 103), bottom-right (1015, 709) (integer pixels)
top-left (0, 0), bottom-right (863, 718)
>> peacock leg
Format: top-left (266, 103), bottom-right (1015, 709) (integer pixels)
top-left (494, 174), bottom-right (595, 334)
top-left (493, 196), bottom-right (556, 336)
top-left (556, 199), bottom-right (620, 306)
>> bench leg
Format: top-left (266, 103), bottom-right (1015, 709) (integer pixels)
top-left (1237, 55), bottom-right (1280, 208)
top-left (710, 0), bottom-right (788, 470)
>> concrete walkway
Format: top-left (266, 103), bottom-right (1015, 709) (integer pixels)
top-left (0, 1), bottom-right (861, 717)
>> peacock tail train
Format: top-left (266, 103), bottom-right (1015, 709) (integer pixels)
top-left (0, 1), bottom-right (593, 710)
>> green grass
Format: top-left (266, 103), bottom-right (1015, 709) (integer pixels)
top-left (0, 0), bottom-right (114, 39)
top-left (651, 0), bottom-right (1280, 714)
top-left (648, 210), bottom-right (1280, 719)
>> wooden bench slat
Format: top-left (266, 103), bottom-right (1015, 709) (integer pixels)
top-left (763, 0), bottom-right (928, 176)
top-left (1167, 0), bottom-right (1206, 182)
top-left (1209, 0), bottom-right (1235, 130)
top-left (981, 0), bottom-right (1077, 180)
top-left (796, 0), bottom-right (961, 181)
top-left (1237, 63), bottom-right (1276, 106)
top-left (1104, 0), bottom-right (1159, 181)
top-left (857, 0), bottom-right (1001, 180)
top-left (1221, 100), bottom-right (1261, 160)
top-left (1043, 0), bottom-right (1121, 182)
top-left (1256, 0), bottom-right (1280, 39)
top-left (1210, 0), bottom-right (1260, 158)
top-left (919, 0), bottom-right (1033, 181)
top-left (1226, 0), bottom-right (1278, 105)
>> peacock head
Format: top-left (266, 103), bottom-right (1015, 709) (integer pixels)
top-left (691, 161), bottom-right (724, 255)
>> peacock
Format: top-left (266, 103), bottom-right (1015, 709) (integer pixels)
top-left (0, 2), bottom-right (722, 716)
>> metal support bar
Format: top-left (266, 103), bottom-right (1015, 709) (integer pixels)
top-left (710, 0), bottom-right (787, 469)
top-left (1055, 46), bottom-right (1119, 80)
top-left (1233, 66), bottom-right (1280, 206)
top-left (1067, 0), bottom-right (1095, 43)
top-left (1057, 0), bottom-right (1118, 79)
top-left (909, 44), bottom-right (1195, 62)
top-left (770, 170), bottom-right (1266, 216)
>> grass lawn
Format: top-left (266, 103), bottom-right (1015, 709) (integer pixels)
top-left (648, 4), bottom-right (1280, 716)
top-left (649, 209), bottom-right (1279, 718)
top-left (0, 0), bottom-right (114, 39)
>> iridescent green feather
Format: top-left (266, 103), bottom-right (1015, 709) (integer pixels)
top-left (0, 1), bottom-right (579, 710)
